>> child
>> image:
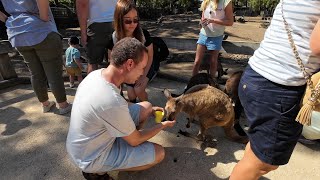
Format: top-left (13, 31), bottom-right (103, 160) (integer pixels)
top-left (65, 36), bottom-right (83, 88)
top-left (192, 0), bottom-right (233, 79)
top-left (107, 0), bottom-right (154, 103)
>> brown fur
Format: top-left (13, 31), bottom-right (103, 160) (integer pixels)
top-left (164, 84), bottom-right (248, 144)
top-left (199, 53), bottom-right (228, 80)
top-left (224, 71), bottom-right (243, 104)
top-left (171, 73), bottom-right (219, 98)
top-left (224, 71), bottom-right (247, 136)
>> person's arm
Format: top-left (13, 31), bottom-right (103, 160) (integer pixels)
top-left (0, 11), bottom-right (8, 23)
top-left (76, 0), bottom-right (89, 46)
top-left (122, 120), bottom-right (176, 147)
top-left (36, 0), bottom-right (50, 22)
top-left (74, 49), bottom-right (83, 69)
top-left (310, 19), bottom-right (320, 56)
top-left (207, 2), bottom-right (233, 26)
top-left (75, 59), bottom-right (83, 70)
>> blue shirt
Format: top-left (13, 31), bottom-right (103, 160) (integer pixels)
top-left (65, 47), bottom-right (80, 68)
top-left (1, 0), bottom-right (58, 47)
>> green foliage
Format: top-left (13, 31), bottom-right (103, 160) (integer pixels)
top-left (136, 0), bottom-right (198, 9)
top-left (248, 0), bottom-right (279, 11)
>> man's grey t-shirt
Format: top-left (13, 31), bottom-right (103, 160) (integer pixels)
top-left (66, 69), bottom-right (136, 172)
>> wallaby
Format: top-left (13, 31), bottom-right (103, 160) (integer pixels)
top-left (171, 73), bottom-right (219, 97)
top-left (199, 53), bottom-right (228, 80)
top-left (164, 84), bottom-right (248, 144)
top-left (224, 71), bottom-right (246, 136)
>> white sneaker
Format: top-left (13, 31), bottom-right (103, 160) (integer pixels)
top-left (58, 103), bottom-right (72, 115)
top-left (42, 101), bottom-right (56, 113)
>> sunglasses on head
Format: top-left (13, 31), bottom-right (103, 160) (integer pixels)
top-left (124, 18), bottom-right (139, 25)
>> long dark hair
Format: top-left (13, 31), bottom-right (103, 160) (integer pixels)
top-left (113, 0), bottom-right (145, 43)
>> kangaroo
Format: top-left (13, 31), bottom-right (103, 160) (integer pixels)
top-left (224, 71), bottom-right (246, 136)
top-left (171, 73), bottom-right (219, 98)
top-left (199, 53), bottom-right (228, 80)
top-left (164, 84), bottom-right (248, 144)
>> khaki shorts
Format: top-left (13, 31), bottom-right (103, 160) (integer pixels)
top-left (66, 67), bottom-right (82, 76)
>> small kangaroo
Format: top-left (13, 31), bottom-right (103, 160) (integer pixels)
top-left (164, 84), bottom-right (248, 144)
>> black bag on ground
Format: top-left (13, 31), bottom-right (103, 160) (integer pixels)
top-left (152, 37), bottom-right (169, 72)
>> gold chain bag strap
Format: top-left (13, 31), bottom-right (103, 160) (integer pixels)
top-left (281, 0), bottom-right (320, 126)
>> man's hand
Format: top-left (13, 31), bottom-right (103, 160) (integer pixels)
top-left (161, 119), bottom-right (176, 128)
top-left (201, 18), bottom-right (209, 26)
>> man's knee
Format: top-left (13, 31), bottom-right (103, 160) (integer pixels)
top-left (139, 101), bottom-right (153, 115)
top-left (153, 144), bottom-right (165, 164)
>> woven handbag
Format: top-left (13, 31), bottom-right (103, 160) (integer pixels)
top-left (281, 0), bottom-right (320, 126)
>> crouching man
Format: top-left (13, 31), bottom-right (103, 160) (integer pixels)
top-left (66, 37), bottom-right (176, 179)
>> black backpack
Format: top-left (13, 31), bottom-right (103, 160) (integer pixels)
top-left (152, 37), bottom-right (169, 72)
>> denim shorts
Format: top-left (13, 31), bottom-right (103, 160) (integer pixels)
top-left (100, 103), bottom-right (155, 171)
top-left (239, 65), bottom-right (305, 165)
top-left (197, 33), bottom-right (223, 51)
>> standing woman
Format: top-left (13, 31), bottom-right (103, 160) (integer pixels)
top-left (192, 0), bottom-right (233, 79)
top-left (108, 0), bottom-right (154, 103)
top-left (0, 0), bottom-right (72, 114)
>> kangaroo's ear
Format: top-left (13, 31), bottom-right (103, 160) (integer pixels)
top-left (163, 89), bottom-right (172, 99)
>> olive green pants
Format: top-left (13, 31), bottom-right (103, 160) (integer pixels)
top-left (16, 32), bottom-right (67, 103)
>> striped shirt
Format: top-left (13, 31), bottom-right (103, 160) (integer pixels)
top-left (249, 0), bottom-right (320, 86)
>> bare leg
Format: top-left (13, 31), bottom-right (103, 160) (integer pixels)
top-left (77, 75), bottom-right (83, 83)
top-left (208, 50), bottom-right (220, 79)
top-left (127, 86), bottom-right (137, 102)
top-left (117, 143), bottom-right (165, 171)
top-left (230, 142), bottom-right (278, 180)
top-left (192, 44), bottom-right (207, 76)
top-left (69, 75), bottom-right (75, 85)
top-left (134, 77), bottom-right (149, 102)
top-left (137, 101), bottom-right (153, 129)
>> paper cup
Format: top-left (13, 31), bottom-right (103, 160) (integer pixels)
top-left (154, 110), bottom-right (164, 123)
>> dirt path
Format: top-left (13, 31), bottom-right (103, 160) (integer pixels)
top-left (142, 14), bottom-right (266, 42)
top-left (59, 14), bottom-right (266, 42)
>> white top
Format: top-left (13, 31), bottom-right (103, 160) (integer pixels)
top-left (88, 0), bottom-right (117, 26)
top-left (249, 0), bottom-right (320, 86)
top-left (200, 0), bottom-right (231, 37)
top-left (66, 69), bottom-right (136, 172)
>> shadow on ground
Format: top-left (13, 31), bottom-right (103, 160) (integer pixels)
top-left (0, 107), bottom-right (31, 136)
